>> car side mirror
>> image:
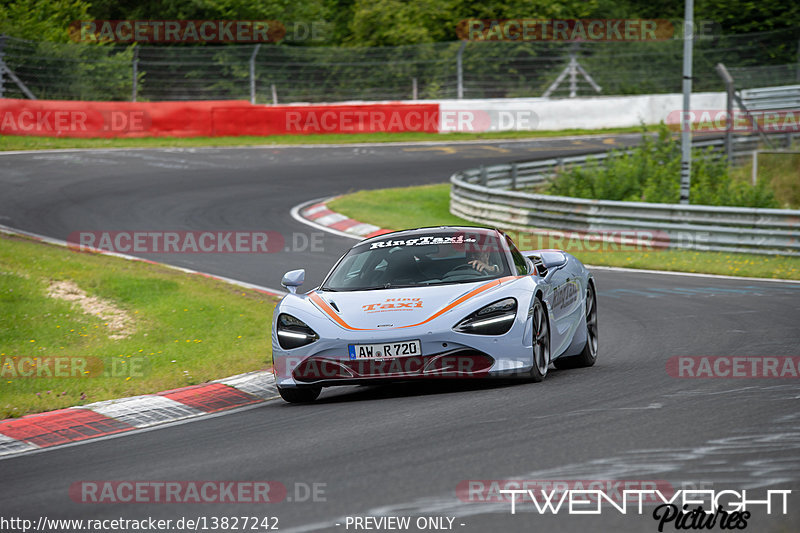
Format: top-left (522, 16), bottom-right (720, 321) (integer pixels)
top-left (281, 269), bottom-right (305, 294)
top-left (540, 251), bottom-right (567, 269)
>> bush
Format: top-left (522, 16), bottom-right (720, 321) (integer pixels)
top-left (546, 123), bottom-right (779, 208)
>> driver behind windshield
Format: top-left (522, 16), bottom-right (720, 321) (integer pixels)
top-left (466, 249), bottom-right (500, 273)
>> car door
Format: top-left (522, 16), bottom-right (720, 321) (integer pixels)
top-left (547, 261), bottom-right (582, 356)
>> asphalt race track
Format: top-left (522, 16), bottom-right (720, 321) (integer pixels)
top-left (1, 135), bottom-right (799, 532)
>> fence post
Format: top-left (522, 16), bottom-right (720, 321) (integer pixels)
top-left (456, 41), bottom-right (466, 99)
top-left (679, 0), bottom-right (695, 205)
top-left (249, 44), bottom-right (261, 105)
top-left (568, 50), bottom-right (578, 98)
top-left (715, 63), bottom-right (734, 164)
top-left (0, 34), bottom-right (5, 99)
top-left (412, 77), bottom-right (418, 100)
top-left (271, 84), bottom-right (278, 105)
top-left (131, 46), bottom-right (139, 102)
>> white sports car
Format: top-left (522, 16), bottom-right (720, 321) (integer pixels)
top-left (272, 227), bottom-right (598, 403)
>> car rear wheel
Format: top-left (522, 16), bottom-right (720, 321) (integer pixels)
top-left (529, 297), bottom-right (550, 382)
top-left (278, 385), bottom-right (321, 403)
top-left (554, 282), bottom-right (598, 370)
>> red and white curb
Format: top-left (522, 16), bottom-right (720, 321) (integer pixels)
top-left (290, 197), bottom-right (393, 241)
top-left (0, 224), bottom-right (286, 458)
top-left (0, 370), bottom-right (277, 457)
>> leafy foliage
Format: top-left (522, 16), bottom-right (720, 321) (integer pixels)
top-left (546, 124), bottom-right (779, 207)
top-left (2, 0), bottom-right (797, 49)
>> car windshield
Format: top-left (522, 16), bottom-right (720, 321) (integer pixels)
top-left (321, 231), bottom-right (512, 291)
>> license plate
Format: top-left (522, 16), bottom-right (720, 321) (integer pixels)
top-left (348, 340), bottom-right (421, 360)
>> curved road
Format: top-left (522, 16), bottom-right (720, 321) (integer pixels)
top-left (1, 135), bottom-right (799, 532)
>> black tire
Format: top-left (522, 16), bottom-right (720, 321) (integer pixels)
top-left (528, 297), bottom-right (550, 382)
top-left (554, 282), bottom-right (598, 370)
top-left (278, 385), bottom-right (321, 403)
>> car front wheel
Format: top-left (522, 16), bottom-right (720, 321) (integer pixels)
top-left (554, 282), bottom-right (598, 370)
top-left (529, 297), bottom-right (550, 382)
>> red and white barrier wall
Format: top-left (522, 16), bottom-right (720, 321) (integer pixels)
top-left (0, 93), bottom-right (726, 138)
top-left (0, 99), bottom-right (439, 138)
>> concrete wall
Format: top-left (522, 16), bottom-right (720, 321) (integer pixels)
top-left (436, 92), bottom-right (726, 132)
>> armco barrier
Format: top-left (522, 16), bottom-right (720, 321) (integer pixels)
top-left (0, 99), bottom-right (439, 138)
top-left (450, 134), bottom-right (800, 255)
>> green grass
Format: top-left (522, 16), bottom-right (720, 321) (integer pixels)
top-left (0, 126), bottom-right (646, 151)
top-left (730, 149), bottom-right (800, 209)
top-left (328, 184), bottom-right (800, 280)
top-left (0, 233), bottom-right (278, 418)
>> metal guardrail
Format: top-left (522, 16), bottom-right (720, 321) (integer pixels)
top-left (741, 84), bottom-right (800, 111)
top-left (450, 134), bottom-right (800, 256)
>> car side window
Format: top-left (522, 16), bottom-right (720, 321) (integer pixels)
top-left (506, 237), bottom-right (528, 275)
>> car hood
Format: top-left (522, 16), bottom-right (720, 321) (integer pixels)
top-left (309, 277), bottom-right (517, 331)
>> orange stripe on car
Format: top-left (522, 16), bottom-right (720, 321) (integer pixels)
top-left (309, 276), bottom-right (518, 331)
top-left (309, 292), bottom-right (371, 331)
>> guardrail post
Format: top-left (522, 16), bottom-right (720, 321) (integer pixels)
top-left (480, 165), bottom-right (487, 186)
top-left (511, 163), bottom-right (518, 190)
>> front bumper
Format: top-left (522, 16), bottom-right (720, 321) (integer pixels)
top-left (272, 327), bottom-right (533, 388)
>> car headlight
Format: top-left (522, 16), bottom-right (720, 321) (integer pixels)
top-left (453, 298), bottom-right (517, 335)
top-left (277, 313), bottom-right (319, 349)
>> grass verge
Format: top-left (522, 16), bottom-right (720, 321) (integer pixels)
top-left (0, 233), bottom-right (278, 419)
top-left (328, 184), bottom-right (800, 280)
top-left (730, 149), bottom-right (800, 209)
top-left (0, 126), bottom-right (646, 151)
